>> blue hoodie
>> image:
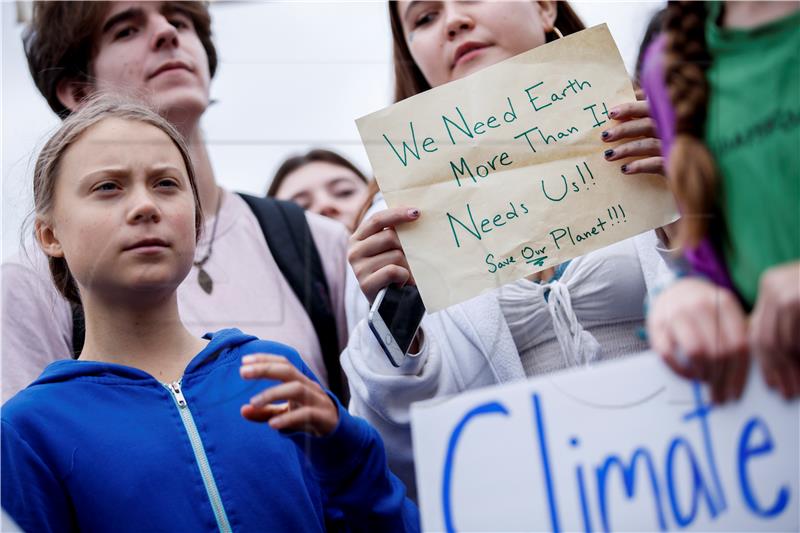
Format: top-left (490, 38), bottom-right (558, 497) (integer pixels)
top-left (1, 329), bottom-right (419, 533)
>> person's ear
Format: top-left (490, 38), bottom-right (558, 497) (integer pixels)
top-left (537, 1), bottom-right (558, 32)
top-left (35, 218), bottom-right (65, 259)
top-left (55, 78), bottom-right (92, 113)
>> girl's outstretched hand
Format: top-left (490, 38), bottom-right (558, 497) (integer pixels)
top-left (749, 262), bottom-right (800, 399)
top-left (240, 354), bottom-right (339, 437)
top-left (348, 206), bottom-right (420, 305)
top-left (648, 277), bottom-right (749, 403)
top-left (601, 90), bottom-right (664, 176)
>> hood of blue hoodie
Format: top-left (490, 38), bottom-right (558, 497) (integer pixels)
top-left (28, 328), bottom-right (259, 387)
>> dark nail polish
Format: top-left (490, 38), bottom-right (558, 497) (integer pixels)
top-left (609, 109), bottom-right (618, 119)
top-left (601, 131), bottom-right (610, 139)
top-left (621, 164), bottom-right (628, 173)
top-left (604, 149), bottom-right (614, 158)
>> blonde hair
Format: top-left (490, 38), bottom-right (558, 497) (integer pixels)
top-left (33, 95), bottom-right (203, 304)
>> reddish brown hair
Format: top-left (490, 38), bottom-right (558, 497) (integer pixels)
top-left (663, 1), bottom-right (721, 248)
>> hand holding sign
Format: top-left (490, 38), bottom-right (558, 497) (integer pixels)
top-left (356, 25), bottom-right (678, 312)
top-left (349, 206), bottom-right (420, 305)
top-left (601, 93), bottom-right (665, 175)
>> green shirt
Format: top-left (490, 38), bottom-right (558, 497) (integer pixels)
top-left (705, 3), bottom-right (800, 307)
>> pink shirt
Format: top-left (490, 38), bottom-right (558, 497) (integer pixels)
top-left (2, 189), bottom-right (349, 401)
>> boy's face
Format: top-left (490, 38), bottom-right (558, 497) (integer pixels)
top-left (90, 2), bottom-right (211, 121)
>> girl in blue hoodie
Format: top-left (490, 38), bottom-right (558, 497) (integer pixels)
top-left (1, 96), bottom-right (419, 533)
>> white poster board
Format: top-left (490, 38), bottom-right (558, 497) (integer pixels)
top-left (411, 354), bottom-right (799, 532)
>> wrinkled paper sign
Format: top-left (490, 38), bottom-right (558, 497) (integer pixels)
top-left (356, 24), bottom-right (678, 311)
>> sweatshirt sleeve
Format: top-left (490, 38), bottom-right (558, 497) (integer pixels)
top-left (2, 254), bottom-right (73, 402)
top-left (284, 355), bottom-right (420, 532)
top-left (1, 421), bottom-right (76, 533)
top-left (288, 403), bottom-right (420, 533)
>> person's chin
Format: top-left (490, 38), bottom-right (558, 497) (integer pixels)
top-left (126, 274), bottom-right (182, 296)
top-left (151, 89), bottom-right (209, 122)
top-left (451, 52), bottom-right (501, 81)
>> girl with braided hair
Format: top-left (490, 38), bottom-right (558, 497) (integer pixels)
top-left (642, 1), bottom-right (800, 402)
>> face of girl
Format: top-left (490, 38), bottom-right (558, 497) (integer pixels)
top-left (39, 118), bottom-right (198, 301)
top-left (275, 161), bottom-right (369, 230)
top-left (397, 1), bottom-right (557, 87)
top-left (88, 2), bottom-right (211, 120)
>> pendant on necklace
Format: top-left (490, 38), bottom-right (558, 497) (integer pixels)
top-left (197, 267), bottom-right (213, 295)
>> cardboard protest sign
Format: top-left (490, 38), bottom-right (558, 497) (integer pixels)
top-left (410, 354), bottom-right (799, 532)
top-left (357, 25), bottom-right (678, 311)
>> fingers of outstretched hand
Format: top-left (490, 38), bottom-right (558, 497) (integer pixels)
top-left (715, 302), bottom-right (749, 402)
top-left (754, 344), bottom-right (800, 400)
top-left (360, 265), bottom-right (413, 304)
top-left (248, 380), bottom-right (310, 409)
top-left (348, 227), bottom-right (403, 265)
top-left (604, 138), bottom-right (661, 161)
top-left (351, 207), bottom-right (419, 242)
top-left (239, 356), bottom-right (339, 435)
top-left (751, 262), bottom-right (800, 356)
top-left (751, 285), bottom-right (786, 397)
top-left (240, 356), bottom-right (309, 384)
top-left (620, 157), bottom-right (665, 176)
top-left (725, 356), bottom-right (750, 403)
top-left (671, 315), bottom-right (713, 381)
top-left (351, 247), bottom-right (410, 286)
top-left (648, 290), bottom-right (695, 380)
top-left (601, 117), bottom-right (657, 142)
top-left (267, 406), bottom-right (336, 436)
top-left (240, 402), bottom-right (289, 423)
top-left (609, 100), bottom-right (650, 120)
top-left (708, 359), bottom-right (729, 403)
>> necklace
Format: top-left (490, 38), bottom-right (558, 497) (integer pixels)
top-left (194, 188), bottom-right (223, 295)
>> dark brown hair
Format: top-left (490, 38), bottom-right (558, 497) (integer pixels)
top-left (266, 149), bottom-right (369, 198)
top-left (33, 95), bottom-right (203, 304)
top-left (388, 1), bottom-right (586, 102)
top-left (23, 1), bottom-right (218, 117)
top-left (663, 1), bottom-right (720, 248)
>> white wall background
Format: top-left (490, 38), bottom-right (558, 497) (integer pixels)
top-left (1, 0), bottom-right (664, 259)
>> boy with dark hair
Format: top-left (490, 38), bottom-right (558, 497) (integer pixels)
top-left (3, 1), bottom-right (350, 402)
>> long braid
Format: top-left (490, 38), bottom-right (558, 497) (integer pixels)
top-left (664, 1), bottom-right (722, 249)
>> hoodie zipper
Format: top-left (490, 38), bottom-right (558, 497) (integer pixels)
top-left (165, 380), bottom-right (232, 533)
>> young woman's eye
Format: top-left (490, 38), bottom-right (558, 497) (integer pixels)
top-left (333, 188), bottom-right (356, 199)
top-left (93, 182), bottom-right (120, 193)
top-left (156, 178), bottom-right (179, 189)
top-left (413, 11), bottom-right (437, 28)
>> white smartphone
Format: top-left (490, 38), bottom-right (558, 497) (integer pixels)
top-left (368, 284), bottom-right (426, 367)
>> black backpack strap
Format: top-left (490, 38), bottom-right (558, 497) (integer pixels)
top-left (70, 302), bottom-right (85, 359)
top-left (238, 194), bottom-right (346, 404)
